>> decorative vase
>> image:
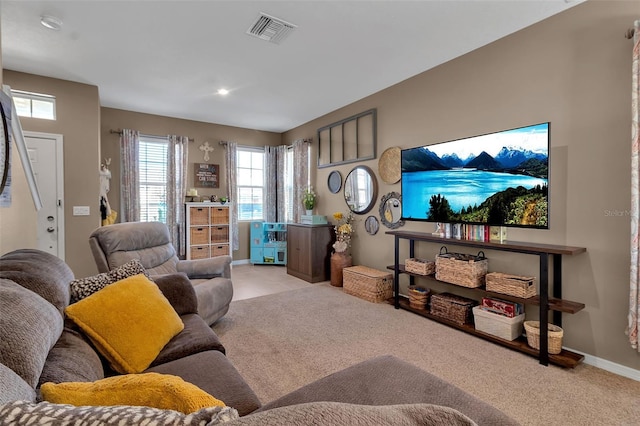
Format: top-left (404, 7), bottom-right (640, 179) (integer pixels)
top-left (305, 209), bottom-right (313, 215)
top-left (330, 251), bottom-right (353, 287)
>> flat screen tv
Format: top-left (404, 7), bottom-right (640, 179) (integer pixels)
top-left (401, 122), bottom-right (549, 229)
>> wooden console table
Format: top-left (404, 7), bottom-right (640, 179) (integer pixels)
top-left (386, 230), bottom-right (586, 368)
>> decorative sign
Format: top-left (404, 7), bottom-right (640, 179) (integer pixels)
top-left (194, 163), bottom-right (219, 188)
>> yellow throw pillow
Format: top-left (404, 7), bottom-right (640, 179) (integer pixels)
top-left (65, 274), bottom-right (184, 374)
top-left (41, 373), bottom-right (225, 414)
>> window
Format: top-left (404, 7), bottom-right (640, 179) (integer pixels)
top-left (139, 136), bottom-right (168, 223)
top-left (237, 147), bottom-right (264, 221)
top-left (11, 90), bottom-right (56, 120)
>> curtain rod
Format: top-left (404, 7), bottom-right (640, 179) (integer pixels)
top-left (109, 129), bottom-right (194, 142)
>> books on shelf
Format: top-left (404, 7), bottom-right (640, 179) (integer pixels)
top-left (432, 223), bottom-right (507, 242)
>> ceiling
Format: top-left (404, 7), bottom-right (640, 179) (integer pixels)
top-left (1, 1), bottom-right (583, 133)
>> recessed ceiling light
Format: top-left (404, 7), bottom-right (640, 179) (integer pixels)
top-left (40, 15), bottom-right (63, 31)
top-left (217, 89), bottom-right (229, 96)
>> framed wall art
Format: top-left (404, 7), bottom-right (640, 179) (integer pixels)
top-left (194, 163), bottom-right (219, 188)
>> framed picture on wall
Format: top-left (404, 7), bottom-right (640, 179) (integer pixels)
top-left (194, 163), bottom-right (219, 188)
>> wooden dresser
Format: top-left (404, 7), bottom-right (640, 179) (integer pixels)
top-left (286, 223), bottom-right (334, 283)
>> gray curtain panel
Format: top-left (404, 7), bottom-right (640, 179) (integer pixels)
top-left (225, 141), bottom-right (239, 250)
top-left (119, 129), bottom-right (140, 223)
top-left (168, 134), bottom-right (189, 257)
top-left (292, 139), bottom-right (309, 223)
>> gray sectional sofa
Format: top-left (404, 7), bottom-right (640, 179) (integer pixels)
top-left (0, 248), bottom-right (518, 425)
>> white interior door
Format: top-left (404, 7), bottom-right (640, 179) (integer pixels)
top-left (25, 132), bottom-right (65, 259)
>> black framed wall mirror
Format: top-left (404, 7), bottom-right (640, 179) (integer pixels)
top-left (344, 165), bottom-right (377, 215)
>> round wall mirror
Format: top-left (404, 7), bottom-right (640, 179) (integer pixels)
top-left (343, 165), bottom-right (377, 215)
top-left (365, 215), bottom-right (380, 235)
top-left (380, 191), bottom-right (404, 229)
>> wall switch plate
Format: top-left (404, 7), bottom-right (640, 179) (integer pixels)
top-left (73, 206), bottom-right (90, 216)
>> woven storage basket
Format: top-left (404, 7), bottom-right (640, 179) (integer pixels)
top-left (210, 207), bottom-right (229, 224)
top-left (405, 258), bottom-right (435, 275)
top-left (486, 272), bottom-right (537, 298)
top-left (524, 321), bottom-right (563, 354)
top-left (408, 286), bottom-right (430, 310)
top-left (190, 227), bottom-right (209, 245)
top-left (211, 226), bottom-right (229, 243)
top-left (435, 247), bottom-right (488, 288)
top-left (189, 207), bottom-right (209, 225)
top-left (343, 265), bottom-right (393, 303)
top-left (430, 292), bottom-right (476, 325)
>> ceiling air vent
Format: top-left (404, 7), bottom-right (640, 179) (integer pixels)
top-left (246, 12), bottom-right (297, 44)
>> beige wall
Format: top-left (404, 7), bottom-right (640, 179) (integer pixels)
top-left (100, 108), bottom-right (282, 261)
top-left (284, 1), bottom-right (639, 370)
top-left (0, 71), bottom-right (101, 278)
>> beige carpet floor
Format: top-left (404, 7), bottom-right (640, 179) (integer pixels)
top-left (213, 283), bottom-right (640, 426)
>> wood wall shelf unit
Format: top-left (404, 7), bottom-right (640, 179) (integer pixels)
top-left (185, 202), bottom-right (231, 260)
top-left (386, 230), bottom-right (586, 368)
top-left (287, 223), bottom-right (335, 283)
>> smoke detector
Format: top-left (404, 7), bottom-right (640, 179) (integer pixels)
top-left (246, 12), bottom-right (297, 44)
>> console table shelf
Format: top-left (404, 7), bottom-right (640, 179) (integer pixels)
top-left (396, 297), bottom-right (583, 368)
top-left (386, 230), bottom-right (587, 367)
top-left (387, 265), bottom-right (586, 314)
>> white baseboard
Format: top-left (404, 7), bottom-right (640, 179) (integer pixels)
top-left (566, 346), bottom-right (640, 381)
top-left (232, 259), bottom-right (251, 266)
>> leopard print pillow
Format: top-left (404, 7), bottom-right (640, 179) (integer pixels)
top-left (69, 259), bottom-right (150, 303)
top-left (0, 400), bottom-right (238, 425)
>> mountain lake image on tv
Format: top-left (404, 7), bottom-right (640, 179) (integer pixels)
top-left (401, 122), bottom-right (549, 229)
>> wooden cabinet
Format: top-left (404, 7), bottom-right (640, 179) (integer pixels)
top-left (386, 230), bottom-right (586, 368)
top-left (185, 202), bottom-right (231, 260)
top-left (287, 223), bottom-right (334, 283)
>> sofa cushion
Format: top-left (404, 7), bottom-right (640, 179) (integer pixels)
top-left (153, 273), bottom-right (199, 316)
top-left (0, 364), bottom-right (36, 404)
top-left (146, 350), bottom-right (262, 417)
top-left (235, 401), bottom-right (476, 426)
top-left (0, 400), bottom-right (238, 425)
top-left (38, 327), bottom-right (104, 387)
top-left (69, 258), bottom-right (150, 303)
top-left (0, 279), bottom-right (63, 388)
top-left (65, 274), bottom-right (184, 374)
top-left (41, 372), bottom-right (225, 414)
top-left (0, 249), bottom-right (73, 314)
top-left (151, 314), bottom-right (226, 367)
top-left (256, 354), bottom-right (519, 425)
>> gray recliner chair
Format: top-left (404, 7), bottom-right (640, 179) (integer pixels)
top-left (89, 221), bottom-right (233, 325)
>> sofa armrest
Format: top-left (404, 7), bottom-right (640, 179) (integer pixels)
top-left (152, 273), bottom-right (198, 315)
top-left (177, 255), bottom-right (231, 279)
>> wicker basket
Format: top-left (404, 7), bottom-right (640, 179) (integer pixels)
top-left (430, 292), bottom-right (476, 325)
top-left (405, 258), bottom-right (435, 275)
top-left (190, 227), bottom-right (209, 245)
top-left (524, 321), bottom-right (563, 354)
top-left (435, 247), bottom-right (488, 288)
top-left (210, 207), bottom-right (229, 224)
top-left (189, 207), bottom-right (209, 225)
top-left (408, 286), bottom-right (430, 310)
top-left (211, 226), bottom-right (229, 243)
top-left (486, 272), bottom-right (537, 298)
top-left (343, 265), bottom-right (393, 303)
